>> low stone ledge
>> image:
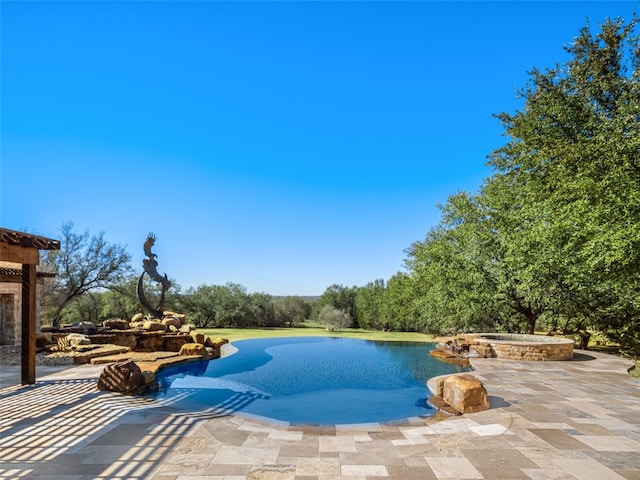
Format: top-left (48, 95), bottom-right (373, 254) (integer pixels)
top-left (136, 355), bottom-right (204, 375)
top-left (72, 344), bottom-right (130, 364)
top-left (90, 350), bottom-right (183, 365)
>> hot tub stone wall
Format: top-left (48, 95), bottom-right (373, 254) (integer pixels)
top-left (437, 333), bottom-right (574, 361)
top-left (479, 341), bottom-right (574, 361)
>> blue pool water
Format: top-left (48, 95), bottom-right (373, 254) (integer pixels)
top-left (152, 336), bottom-right (469, 425)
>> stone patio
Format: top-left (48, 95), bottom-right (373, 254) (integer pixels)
top-left (0, 349), bottom-right (639, 479)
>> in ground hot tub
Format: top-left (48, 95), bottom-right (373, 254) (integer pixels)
top-left (466, 333), bottom-right (574, 360)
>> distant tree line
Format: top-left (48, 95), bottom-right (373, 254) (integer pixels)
top-left (40, 16), bottom-right (640, 356)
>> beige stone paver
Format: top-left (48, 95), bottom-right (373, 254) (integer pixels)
top-left (425, 457), bottom-right (483, 478)
top-left (0, 349), bottom-right (639, 479)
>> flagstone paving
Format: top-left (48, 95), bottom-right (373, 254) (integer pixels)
top-left (0, 349), bottom-right (639, 479)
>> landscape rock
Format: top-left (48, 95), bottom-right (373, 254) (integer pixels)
top-left (140, 370), bottom-right (156, 387)
top-left (76, 321), bottom-right (98, 333)
top-left (208, 337), bottom-right (229, 348)
top-left (191, 332), bottom-right (206, 344)
top-left (204, 337), bottom-right (229, 359)
top-left (135, 334), bottom-right (165, 352)
top-left (164, 335), bottom-right (191, 352)
top-left (36, 333), bottom-right (53, 348)
top-left (442, 374), bottom-right (490, 414)
top-left (97, 359), bottom-right (145, 394)
top-left (131, 313), bottom-right (145, 323)
top-left (103, 319), bottom-right (130, 330)
top-left (57, 333), bottom-right (91, 350)
top-left (163, 312), bottom-right (186, 324)
top-left (179, 343), bottom-right (206, 357)
top-left (143, 321), bottom-right (166, 332)
top-left (73, 344), bottom-right (130, 364)
top-left (162, 317), bottom-right (181, 329)
top-left (102, 333), bottom-right (138, 349)
top-left (431, 376), bottom-right (446, 398)
top-left (470, 344), bottom-right (495, 358)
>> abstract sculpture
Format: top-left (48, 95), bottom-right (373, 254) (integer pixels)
top-left (137, 233), bottom-right (172, 318)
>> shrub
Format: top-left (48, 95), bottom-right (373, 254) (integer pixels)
top-left (317, 305), bottom-right (351, 332)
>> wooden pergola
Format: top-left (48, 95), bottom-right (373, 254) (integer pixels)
top-left (0, 228), bottom-right (60, 384)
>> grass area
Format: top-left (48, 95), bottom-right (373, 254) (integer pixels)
top-left (198, 325), bottom-right (435, 344)
top-left (630, 362), bottom-right (640, 380)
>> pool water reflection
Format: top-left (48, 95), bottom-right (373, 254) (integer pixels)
top-left (152, 336), bottom-right (469, 425)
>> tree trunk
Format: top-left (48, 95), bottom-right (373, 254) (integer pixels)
top-left (51, 296), bottom-right (74, 327)
top-left (514, 301), bottom-right (538, 334)
top-left (525, 314), bottom-right (536, 335)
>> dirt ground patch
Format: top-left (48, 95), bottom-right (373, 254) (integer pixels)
top-left (0, 345), bottom-right (75, 367)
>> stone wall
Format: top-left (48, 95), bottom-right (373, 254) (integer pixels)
top-left (436, 333), bottom-right (574, 361)
top-left (1, 291), bottom-right (18, 344)
top-left (484, 341), bottom-right (574, 361)
top-left (0, 284), bottom-right (43, 345)
top-left (469, 333), bottom-right (575, 361)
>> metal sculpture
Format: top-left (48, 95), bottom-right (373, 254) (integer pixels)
top-left (137, 233), bottom-right (172, 318)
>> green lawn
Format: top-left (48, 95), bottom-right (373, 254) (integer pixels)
top-left (198, 325), bottom-right (435, 344)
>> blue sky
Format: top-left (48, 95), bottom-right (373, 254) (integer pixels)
top-left (1, 1), bottom-right (638, 296)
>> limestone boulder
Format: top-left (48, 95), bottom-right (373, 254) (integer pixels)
top-left (97, 360), bottom-right (144, 394)
top-left (105, 333), bottom-right (137, 349)
top-left (205, 347), bottom-right (216, 359)
top-left (141, 370), bottom-right (156, 388)
top-left (76, 321), bottom-right (98, 333)
top-left (442, 374), bottom-right (490, 414)
top-left (135, 334), bottom-right (165, 352)
top-left (204, 337), bottom-right (228, 359)
top-left (143, 321), bottom-right (166, 332)
top-left (103, 319), bottom-right (130, 330)
top-left (208, 337), bottom-right (229, 348)
top-left (179, 343), bottom-right (206, 357)
top-left (163, 311), bottom-right (186, 325)
top-left (57, 333), bottom-right (91, 350)
top-left (162, 317), bottom-right (181, 329)
top-left (191, 332), bottom-right (205, 344)
top-left (36, 333), bottom-right (53, 348)
top-left (179, 324), bottom-right (196, 333)
top-left (164, 335), bottom-right (191, 352)
top-left (131, 313), bottom-right (145, 323)
top-left (469, 344), bottom-right (495, 358)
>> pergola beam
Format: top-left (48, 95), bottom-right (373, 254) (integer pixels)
top-left (0, 228), bottom-right (60, 385)
top-left (21, 264), bottom-right (37, 384)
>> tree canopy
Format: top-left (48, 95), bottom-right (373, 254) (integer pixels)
top-left (400, 16), bottom-right (640, 352)
top-left (41, 222), bottom-right (132, 327)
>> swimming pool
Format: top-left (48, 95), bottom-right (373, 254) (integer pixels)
top-left (152, 336), bottom-right (469, 425)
